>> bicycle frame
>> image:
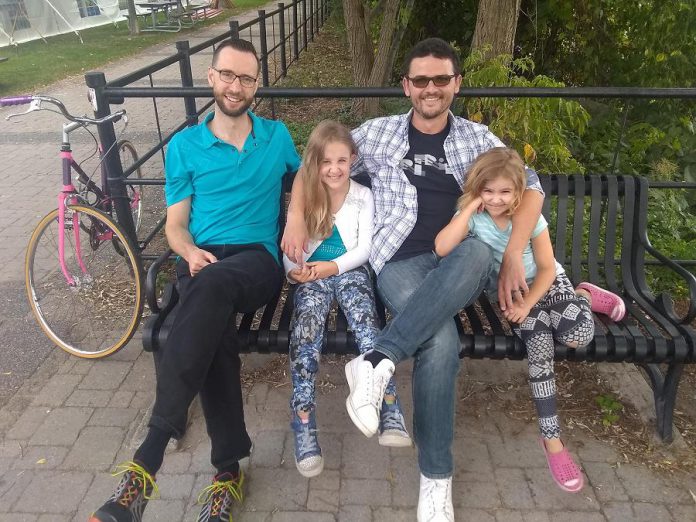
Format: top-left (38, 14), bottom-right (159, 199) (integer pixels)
top-left (57, 123), bottom-right (118, 287)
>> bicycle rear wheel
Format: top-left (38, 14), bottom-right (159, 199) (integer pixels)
top-left (25, 204), bottom-right (144, 358)
top-left (118, 139), bottom-right (144, 233)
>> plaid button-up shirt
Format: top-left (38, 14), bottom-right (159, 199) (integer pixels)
top-left (351, 110), bottom-right (543, 274)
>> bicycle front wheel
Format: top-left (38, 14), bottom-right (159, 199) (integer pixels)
top-left (25, 204), bottom-right (144, 358)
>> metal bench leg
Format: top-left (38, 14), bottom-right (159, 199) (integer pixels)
top-left (640, 362), bottom-right (684, 443)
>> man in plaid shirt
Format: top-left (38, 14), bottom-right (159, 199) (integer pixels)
top-left (283, 38), bottom-right (543, 521)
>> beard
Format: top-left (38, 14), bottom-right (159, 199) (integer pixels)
top-left (213, 89), bottom-right (254, 117)
top-left (412, 93), bottom-right (453, 120)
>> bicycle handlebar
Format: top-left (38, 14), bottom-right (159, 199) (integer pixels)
top-left (0, 95), bottom-right (33, 106)
top-left (0, 94), bottom-right (125, 125)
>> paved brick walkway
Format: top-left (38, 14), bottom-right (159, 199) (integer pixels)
top-left (1, 6), bottom-right (695, 521)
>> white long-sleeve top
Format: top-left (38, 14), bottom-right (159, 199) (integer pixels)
top-left (283, 180), bottom-right (374, 282)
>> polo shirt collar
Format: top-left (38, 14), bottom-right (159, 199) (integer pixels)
top-left (199, 110), bottom-right (269, 149)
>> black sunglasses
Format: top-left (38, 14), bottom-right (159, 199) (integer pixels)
top-left (406, 75), bottom-right (457, 88)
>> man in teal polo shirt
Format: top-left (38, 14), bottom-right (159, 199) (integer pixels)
top-left (91, 39), bottom-right (300, 522)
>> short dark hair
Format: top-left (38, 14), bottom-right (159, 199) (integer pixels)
top-left (401, 37), bottom-right (461, 77)
top-left (212, 39), bottom-right (260, 74)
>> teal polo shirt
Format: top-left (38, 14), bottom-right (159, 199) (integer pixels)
top-left (165, 111), bottom-right (301, 260)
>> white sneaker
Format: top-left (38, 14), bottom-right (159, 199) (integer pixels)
top-left (417, 474), bottom-right (454, 522)
top-left (345, 352), bottom-right (394, 437)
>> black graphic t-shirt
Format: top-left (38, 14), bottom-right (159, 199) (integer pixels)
top-left (390, 121), bottom-right (461, 263)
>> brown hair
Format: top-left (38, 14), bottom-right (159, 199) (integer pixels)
top-left (211, 39), bottom-right (260, 74)
top-left (458, 147), bottom-right (526, 216)
top-left (302, 120), bottom-right (357, 239)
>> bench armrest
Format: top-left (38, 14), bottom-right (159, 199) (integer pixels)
top-left (145, 248), bottom-right (174, 314)
top-left (642, 242), bottom-right (696, 325)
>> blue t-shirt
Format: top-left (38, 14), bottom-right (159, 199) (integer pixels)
top-left (165, 111), bottom-right (301, 260)
top-left (468, 212), bottom-right (564, 296)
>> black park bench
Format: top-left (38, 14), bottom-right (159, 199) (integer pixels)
top-left (142, 174), bottom-right (696, 443)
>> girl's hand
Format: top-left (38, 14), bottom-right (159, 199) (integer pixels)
top-left (467, 196), bottom-right (485, 214)
top-left (288, 265), bottom-right (314, 283)
top-left (503, 301), bottom-right (532, 324)
top-left (305, 261), bottom-right (339, 280)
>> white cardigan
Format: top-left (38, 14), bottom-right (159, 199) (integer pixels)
top-left (283, 180), bottom-right (374, 281)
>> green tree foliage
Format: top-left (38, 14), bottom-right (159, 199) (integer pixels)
top-left (461, 49), bottom-right (589, 174)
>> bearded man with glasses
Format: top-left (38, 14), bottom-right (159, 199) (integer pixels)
top-left (282, 37), bottom-right (544, 521)
top-left (90, 38), bottom-right (300, 522)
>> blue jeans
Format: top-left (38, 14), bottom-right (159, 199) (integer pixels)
top-left (374, 237), bottom-right (493, 478)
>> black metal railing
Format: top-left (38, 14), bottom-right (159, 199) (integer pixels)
top-left (86, 74), bottom-right (696, 268)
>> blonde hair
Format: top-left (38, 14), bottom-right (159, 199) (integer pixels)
top-left (301, 120), bottom-right (357, 239)
top-left (458, 147), bottom-right (526, 216)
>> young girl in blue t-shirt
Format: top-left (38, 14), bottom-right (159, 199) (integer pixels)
top-left (283, 121), bottom-right (412, 478)
top-left (435, 147), bottom-right (625, 493)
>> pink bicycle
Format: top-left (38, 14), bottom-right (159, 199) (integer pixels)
top-left (2, 94), bottom-right (144, 358)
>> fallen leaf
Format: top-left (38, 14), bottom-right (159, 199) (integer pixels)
top-left (36, 458), bottom-right (47, 465)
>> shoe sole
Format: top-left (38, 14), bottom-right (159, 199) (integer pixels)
top-left (89, 513), bottom-right (118, 522)
top-left (379, 432), bottom-right (413, 447)
top-left (345, 360), bottom-right (377, 438)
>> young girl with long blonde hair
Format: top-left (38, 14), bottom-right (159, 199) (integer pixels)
top-left (283, 120), bottom-right (411, 478)
top-left (435, 147), bottom-right (625, 492)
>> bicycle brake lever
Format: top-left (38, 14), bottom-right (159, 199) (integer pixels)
top-left (5, 99), bottom-right (42, 121)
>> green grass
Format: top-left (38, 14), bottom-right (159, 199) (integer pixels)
top-left (0, 0), bottom-right (269, 97)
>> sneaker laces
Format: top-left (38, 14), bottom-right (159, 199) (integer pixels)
top-left (295, 423), bottom-right (320, 458)
top-left (422, 479), bottom-right (452, 517)
top-left (111, 461), bottom-right (159, 504)
top-left (380, 407), bottom-right (406, 432)
top-left (367, 365), bottom-right (390, 413)
top-left (197, 471), bottom-right (244, 513)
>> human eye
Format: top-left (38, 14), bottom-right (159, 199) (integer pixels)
top-left (239, 75), bottom-right (257, 87)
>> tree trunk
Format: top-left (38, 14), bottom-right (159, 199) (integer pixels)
top-left (342, 0), bottom-right (412, 117)
top-left (127, 0), bottom-right (140, 35)
top-left (471, 0), bottom-right (521, 59)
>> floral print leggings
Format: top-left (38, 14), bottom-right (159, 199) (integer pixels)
top-left (289, 266), bottom-right (398, 413)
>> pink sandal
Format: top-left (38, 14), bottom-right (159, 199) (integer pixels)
top-left (540, 439), bottom-right (584, 493)
top-left (576, 282), bottom-right (626, 321)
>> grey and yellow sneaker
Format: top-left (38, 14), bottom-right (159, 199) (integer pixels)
top-left (196, 470), bottom-right (245, 522)
top-left (89, 461), bottom-right (158, 522)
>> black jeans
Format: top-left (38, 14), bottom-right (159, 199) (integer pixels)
top-left (149, 244), bottom-right (282, 471)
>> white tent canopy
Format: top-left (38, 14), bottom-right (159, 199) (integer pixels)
top-left (0, 0), bottom-right (123, 47)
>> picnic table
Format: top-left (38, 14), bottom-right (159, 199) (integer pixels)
top-left (135, 0), bottom-right (183, 32)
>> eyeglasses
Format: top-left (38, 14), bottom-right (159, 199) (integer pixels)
top-left (211, 67), bottom-right (258, 88)
top-left (406, 75), bottom-right (457, 88)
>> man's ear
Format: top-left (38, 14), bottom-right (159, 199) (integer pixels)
top-left (207, 67), bottom-right (215, 87)
top-left (402, 76), bottom-right (411, 97)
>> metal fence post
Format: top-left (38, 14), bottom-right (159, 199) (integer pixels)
top-left (84, 72), bottom-right (138, 248)
top-left (258, 10), bottom-right (270, 87)
top-left (302, 0), bottom-right (307, 51)
top-left (308, 0), bottom-right (314, 42)
top-left (279, 3), bottom-right (287, 78)
top-left (176, 41), bottom-right (197, 127)
top-left (229, 19), bottom-right (239, 39)
top-left (292, 0), bottom-right (299, 61)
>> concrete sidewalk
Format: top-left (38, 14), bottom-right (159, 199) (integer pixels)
top-left (1, 6), bottom-right (696, 522)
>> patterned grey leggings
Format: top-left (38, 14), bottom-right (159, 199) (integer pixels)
top-left (289, 266), bottom-right (398, 413)
top-left (513, 273), bottom-right (594, 439)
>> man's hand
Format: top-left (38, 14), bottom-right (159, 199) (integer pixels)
top-left (503, 301), bottom-right (532, 324)
top-left (305, 261), bottom-right (338, 280)
top-left (498, 252), bottom-right (529, 311)
top-left (186, 248), bottom-right (217, 276)
top-left (281, 213), bottom-right (309, 264)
